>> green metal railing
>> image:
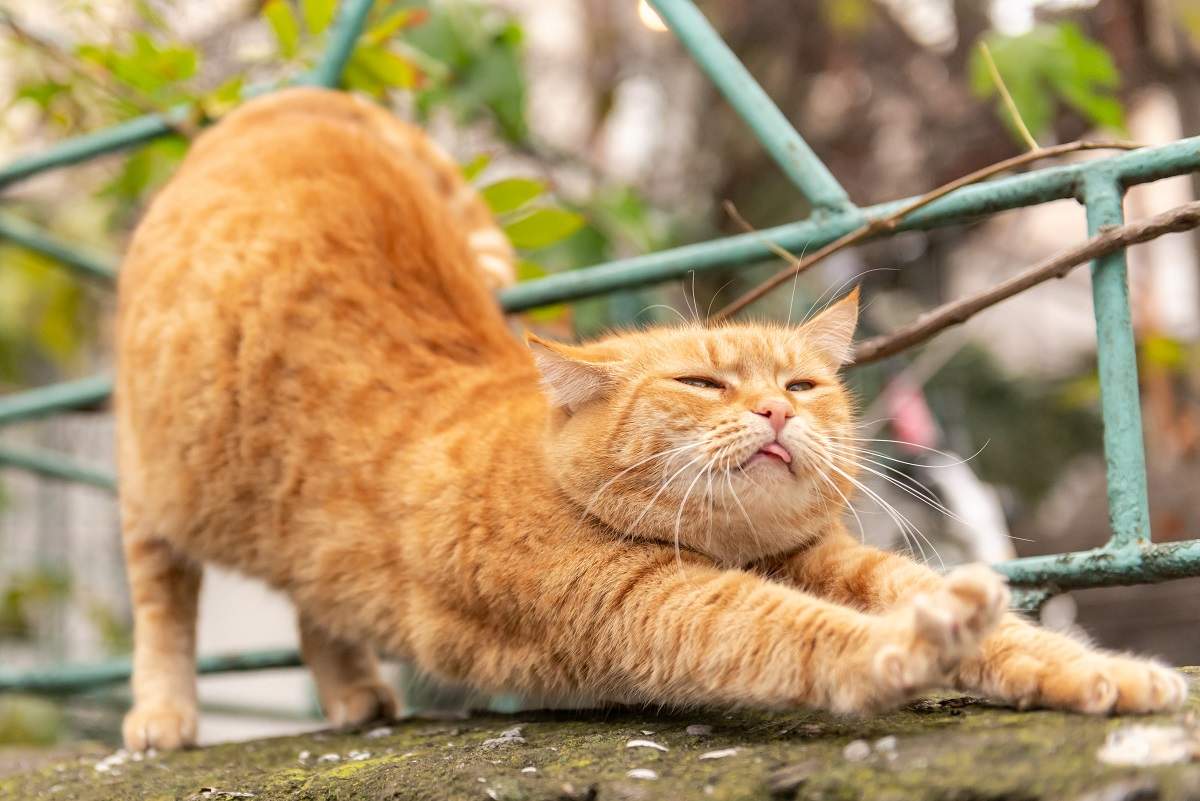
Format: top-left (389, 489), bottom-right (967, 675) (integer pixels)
top-left (1, 0), bottom-right (1198, 694)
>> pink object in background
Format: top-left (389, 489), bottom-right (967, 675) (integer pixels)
top-left (885, 376), bottom-right (940, 453)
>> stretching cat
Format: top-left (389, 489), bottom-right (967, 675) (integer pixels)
top-left (115, 88), bottom-right (1188, 751)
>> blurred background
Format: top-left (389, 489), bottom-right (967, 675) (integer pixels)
top-left (0, 0), bottom-right (1198, 751)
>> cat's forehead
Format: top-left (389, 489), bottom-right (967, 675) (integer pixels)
top-left (623, 324), bottom-right (828, 375)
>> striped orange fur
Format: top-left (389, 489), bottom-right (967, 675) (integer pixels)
top-left (115, 88), bottom-right (1187, 751)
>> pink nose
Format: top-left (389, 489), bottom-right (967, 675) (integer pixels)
top-left (754, 399), bottom-right (793, 434)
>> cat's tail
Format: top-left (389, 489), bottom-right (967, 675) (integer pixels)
top-left (213, 87), bottom-right (518, 291)
top-left (346, 95), bottom-right (517, 291)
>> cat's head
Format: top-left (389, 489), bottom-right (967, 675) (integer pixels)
top-left (529, 288), bottom-right (860, 566)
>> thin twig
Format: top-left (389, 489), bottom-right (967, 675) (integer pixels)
top-left (850, 200), bottom-right (1200, 365)
top-left (0, 11), bottom-right (201, 135)
top-left (979, 41), bottom-right (1038, 152)
top-left (1, 12), bottom-right (155, 115)
top-left (711, 139), bottom-right (1143, 321)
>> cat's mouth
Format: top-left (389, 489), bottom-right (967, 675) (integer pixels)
top-left (744, 440), bottom-right (793, 470)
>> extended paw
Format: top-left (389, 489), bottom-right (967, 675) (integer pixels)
top-left (1001, 653), bottom-right (1188, 714)
top-left (873, 564), bottom-right (1008, 703)
top-left (123, 700), bottom-right (197, 751)
top-left (321, 681), bottom-right (400, 727)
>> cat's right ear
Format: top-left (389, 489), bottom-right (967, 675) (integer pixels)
top-left (526, 333), bottom-right (616, 413)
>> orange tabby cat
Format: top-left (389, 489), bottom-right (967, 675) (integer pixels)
top-left (115, 88), bottom-right (1187, 751)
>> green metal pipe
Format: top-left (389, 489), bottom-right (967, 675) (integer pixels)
top-left (996, 539), bottom-right (1200, 589)
top-left (1081, 173), bottom-right (1151, 548)
top-left (0, 109), bottom-right (188, 191)
top-left (0, 446), bottom-right (116, 491)
top-left (0, 375), bottom-right (112, 426)
top-left (0, 214), bottom-right (117, 283)
top-left (0, 649), bottom-right (302, 695)
top-left (647, 0), bottom-right (853, 212)
top-left (303, 0), bottom-right (375, 88)
top-left (501, 137), bottom-right (1200, 311)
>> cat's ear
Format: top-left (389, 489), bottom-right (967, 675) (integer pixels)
top-left (526, 333), bottom-right (617, 412)
top-left (800, 286), bottom-right (859, 366)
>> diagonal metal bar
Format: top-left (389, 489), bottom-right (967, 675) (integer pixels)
top-left (0, 446), bottom-right (116, 491)
top-left (501, 137), bottom-right (1200, 311)
top-left (0, 375), bottom-right (112, 426)
top-left (0, 213), bottom-right (116, 283)
top-left (303, 0), bottom-right (375, 88)
top-left (0, 108), bottom-right (190, 191)
top-left (648, 0), bottom-right (853, 212)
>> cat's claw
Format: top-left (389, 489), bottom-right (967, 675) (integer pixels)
top-left (871, 564), bottom-right (1008, 707)
top-left (123, 700), bottom-right (197, 751)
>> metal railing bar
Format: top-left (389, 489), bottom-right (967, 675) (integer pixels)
top-left (0, 445), bottom-right (116, 491)
top-left (0, 213), bottom-right (117, 283)
top-left (0, 374), bottom-right (112, 426)
top-left (303, 0), bottom-right (375, 89)
top-left (501, 137), bottom-right (1200, 311)
top-left (648, 0), bottom-right (853, 212)
top-left (0, 648), bottom-right (303, 695)
top-left (0, 0), bottom-right (372, 193)
top-left (0, 109), bottom-right (188, 191)
top-left (1081, 173), bottom-right (1152, 549)
top-left (995, 539), bottom-right (1200, 588)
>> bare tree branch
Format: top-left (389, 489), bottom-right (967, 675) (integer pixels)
top-left (850, 200), bottom-right (1200, 366)
top-left (711, 139), bottom-right (1144, 321)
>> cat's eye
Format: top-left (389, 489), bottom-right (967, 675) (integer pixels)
top-left (676, 376), bottom-right (724, 390)
top-left (787, 380), bottom-right (817, 392)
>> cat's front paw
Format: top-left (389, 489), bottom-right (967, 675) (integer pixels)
top-left (321, 681), bottom-right (400, 727)
top-left (123, 699), bottom-right (197, 751)
top-left (870, 564), bottom-right (1008, 708)
top-left (987, 650), bottom-right (1189, 714)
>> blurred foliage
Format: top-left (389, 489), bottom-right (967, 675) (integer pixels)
top-left (921, 347), bottom-right (1103, 505)
top-left (0, 246), bottom-right (87, 383)
top-left (0, 694), bottom-right (62, 745)
top-left (0, 567), bottom-right (70, 641)
top-left (971, 22), bottom-right (1125, 144)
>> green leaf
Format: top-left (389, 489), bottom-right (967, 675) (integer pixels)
top-left (970, 22), bottom-right (1125, 144)
top-left (351, 46), bottom-right (419, 90)
top-left (301, 0), bottom-right (337, 34)
top-left (481, 178), bottom-right (544, 215)
top-left (1142, 335), bottom-right (1188, 370)
top-left (365, 8), bottom-right (429, 45)
top-left (504, 208), bottom-right (584, 250)
top-left (15, 81), bottom-right (69, 110)
top-left (264, 0), bottom-right (301, 58)
top-left (460, 153), bottom-right (492, 181)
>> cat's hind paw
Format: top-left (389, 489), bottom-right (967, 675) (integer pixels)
top-left (323, 681), bottom-right (400, 728)
top-left (872, 564), bottom-right (1008, 704)
top-left (123, 700), bottom-right (197, 751)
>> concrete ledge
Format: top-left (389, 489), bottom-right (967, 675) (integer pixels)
top-left (3, 668), bottom-right (1198, 800)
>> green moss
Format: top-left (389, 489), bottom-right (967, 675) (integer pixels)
top-left (1, 670), bottom-right (1196, 800)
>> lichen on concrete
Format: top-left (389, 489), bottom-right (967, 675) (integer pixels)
top-left (2, 669), bottom-right (1197, 800)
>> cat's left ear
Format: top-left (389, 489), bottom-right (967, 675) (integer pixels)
top-left (799, 286), bottom-right (859, 366)
top-left (526, 333), bottom-right (619, 412)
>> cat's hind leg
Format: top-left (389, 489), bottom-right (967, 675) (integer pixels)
top-left (299, 615), bottom-right (399, 727)
top-left (122, 537), bottom-right (202, 751)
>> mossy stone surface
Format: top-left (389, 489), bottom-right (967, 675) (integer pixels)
top-left (3, 669), bottom-right (1198, 800)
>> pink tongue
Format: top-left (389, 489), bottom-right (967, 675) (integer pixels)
top-left (760, 442), bottom-right (792, 464)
